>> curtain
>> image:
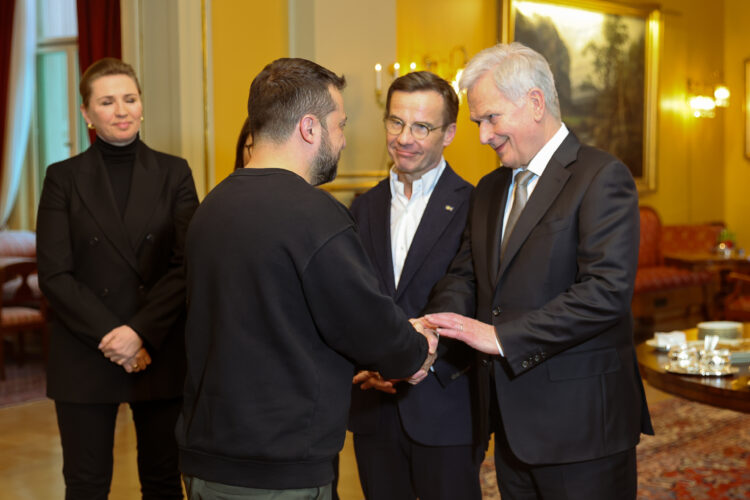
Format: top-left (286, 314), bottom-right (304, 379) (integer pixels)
top-left (0, 0), bottom-right (35, 229)
top-left (0, 1), bottom-right (15, 198)
top-left (77, 0), bottom-right (121, 143)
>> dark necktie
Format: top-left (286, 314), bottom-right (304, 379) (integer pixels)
top-left (501, 169), bottom-right (535, 258)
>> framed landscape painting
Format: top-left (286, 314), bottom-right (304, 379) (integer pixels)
top-left (501, 0), bottom-right (661, 192)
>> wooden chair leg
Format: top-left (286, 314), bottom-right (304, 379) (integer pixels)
top-left (0, 337), bottom-right (6, 381)
top-left (17, 331), bottom-right (25, 366)
top-left (42, 327), bottom-right (49, 366)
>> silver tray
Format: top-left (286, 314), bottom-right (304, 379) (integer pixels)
top-left (647, 338), bottom-right (745, 352)
top-left (664, 364), bottom-right (739, 377)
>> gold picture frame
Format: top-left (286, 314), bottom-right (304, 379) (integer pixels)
top-left (745, 59), bottom-right (750, 160)
top-left (501, 0), bottom-right (661, 192)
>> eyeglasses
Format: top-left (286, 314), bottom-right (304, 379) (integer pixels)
top-left (384, 117), bottom-right (445, 140)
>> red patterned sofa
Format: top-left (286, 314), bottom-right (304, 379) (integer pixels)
top-left (632, 207), bottom-right (718, 342)
top-left (661, 222), bottom-right (724, 256)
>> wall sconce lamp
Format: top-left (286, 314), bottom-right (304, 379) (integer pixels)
top-left (688, 79), bottom-right (730, 118)
top-left (714, 85), bottom-right (730, 108)
top-left (689, 94), bottom-right (716, 118)
top-left (374, 46), bottom-right (468, 108)
top-left (374, 62), bottom-right (401, 107)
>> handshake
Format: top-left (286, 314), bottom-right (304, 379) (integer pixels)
top-left (407, 317), bottom-right (440, 384)
top-left (352, 316), bottom-right (439, 394)
top-left (352, 312), bottom-right (493, 394)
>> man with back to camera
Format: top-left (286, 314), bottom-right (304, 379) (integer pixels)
top-left (347, 71), bottom-right (481, 500)
top-left (176, 57), bottom-right (438, 500)
top-left (421, 42), bottom-right (654, 499)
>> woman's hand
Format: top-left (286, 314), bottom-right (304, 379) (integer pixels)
top-left (99, 325), bottom-right (143, 365)
top-left (123, 348), bottom-right (152, 373)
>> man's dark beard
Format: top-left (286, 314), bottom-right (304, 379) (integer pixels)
top-left (310, 127), bottom-right (340, 186)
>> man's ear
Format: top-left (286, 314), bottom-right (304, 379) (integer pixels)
top-left (528, 88), bottom-right (546, 121)
top-left (299, 115), bottom-right (318, 144)
top-left (442, 123), bottom-right (457, 147)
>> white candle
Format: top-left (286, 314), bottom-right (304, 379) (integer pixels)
top-left (374, 64), bottom-right (382, 91)
top-left (393, 62), bottom-right (400, 78)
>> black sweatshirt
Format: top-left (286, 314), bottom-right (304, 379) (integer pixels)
top-left (177, 168), bottom-right (427, 489)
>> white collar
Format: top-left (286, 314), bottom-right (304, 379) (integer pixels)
top-left (389, 157), bottom-right (446, 200)
top-left (523, 123), bottom-right (569, 178)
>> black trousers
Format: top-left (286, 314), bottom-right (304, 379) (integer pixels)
top-left (55, 398), bottom-right (183, 500)
top-left (490, 389), bottom-right (637, 500)
top-left (353, 401), bottom-right (482, 500)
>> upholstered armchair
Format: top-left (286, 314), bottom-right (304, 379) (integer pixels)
top-left (0, 230), bottom-right (47, 379)
top-left (0, 230), bottom-right (40, 302)
top-left (0, 259), bottom-right (49, 380)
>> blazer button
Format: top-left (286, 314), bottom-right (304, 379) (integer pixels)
top-left (137, 285), bottom-right (146, 294)
top-left (100, 288), bottom-right (109, 297)
top-left (492, 307), bottom-right (501, 316)
top-left (145, 233), bottom-right (154, 242)
top-left (534, 354), bottom-right (541, 363)
top-left (481, 358), bottom-right (490, 367)
top-left (89, 236), bottom-right (100, 246)
top-left (521, 360), bottom-right (529, 369)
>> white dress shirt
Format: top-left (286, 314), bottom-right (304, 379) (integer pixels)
top-left (389, 158), bottom-right (446, 288)
top-left (501, 123), bottom-right (569, 235)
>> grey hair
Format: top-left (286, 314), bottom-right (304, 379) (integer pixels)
top-left (459, 42), bottom-right (560, 120)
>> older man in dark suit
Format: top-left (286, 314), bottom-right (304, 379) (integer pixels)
top-left (423, 43), bottom-right (653, 500)
top-left (347, 71), bottom-right (480, 500)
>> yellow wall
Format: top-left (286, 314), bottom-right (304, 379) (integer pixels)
top-left (723, 0), bottom-right (750, 248)
top-left (395, 0), bottom-right (499, 185)
top-left (208, 1), bottom-right (750, 248)
top-left (632, 0), bottom-right (725, 226)
top-left (210, 0), bottom-right (288, 185)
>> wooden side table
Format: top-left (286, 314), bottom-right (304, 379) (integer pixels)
top-left (663, 252), bottom-right (750, 318)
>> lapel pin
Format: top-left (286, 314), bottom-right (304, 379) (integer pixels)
top-left (445, 205), bottom-right (454, 212)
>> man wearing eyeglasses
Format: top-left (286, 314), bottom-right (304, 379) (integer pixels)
top-left (347, 71), bottom-right (481, 500)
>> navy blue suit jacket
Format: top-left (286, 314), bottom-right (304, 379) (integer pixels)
top-left (347, 163), bottom-right (476, 446)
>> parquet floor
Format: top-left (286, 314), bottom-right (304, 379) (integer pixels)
top-left (0, 381), bottom-right (671, 499)
top-left (0, 400), bottom-right (365, 499)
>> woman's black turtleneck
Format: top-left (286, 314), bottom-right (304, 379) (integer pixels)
top-left (94, 135), bottom-right (138, 217)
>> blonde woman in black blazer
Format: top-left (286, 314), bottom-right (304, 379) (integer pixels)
top-left (37, 58), bottom-right (198, 499)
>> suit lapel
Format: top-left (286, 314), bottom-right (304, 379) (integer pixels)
top-left (123, 142), bottom-right (167, 255)
top-left (366, 181), bottom-right (397, 296)
top-left (496, 134), bottom-right (578, 282)
top-left (73, 147), bottom-right (139, 273)
top-left (395, 165), bottom-right (467, 300)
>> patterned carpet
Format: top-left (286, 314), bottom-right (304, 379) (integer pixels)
top-left (480, 397), bottom-right (750, 499)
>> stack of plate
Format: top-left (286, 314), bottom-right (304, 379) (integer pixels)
top-left (697, 321), bottom-right (743, 340)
